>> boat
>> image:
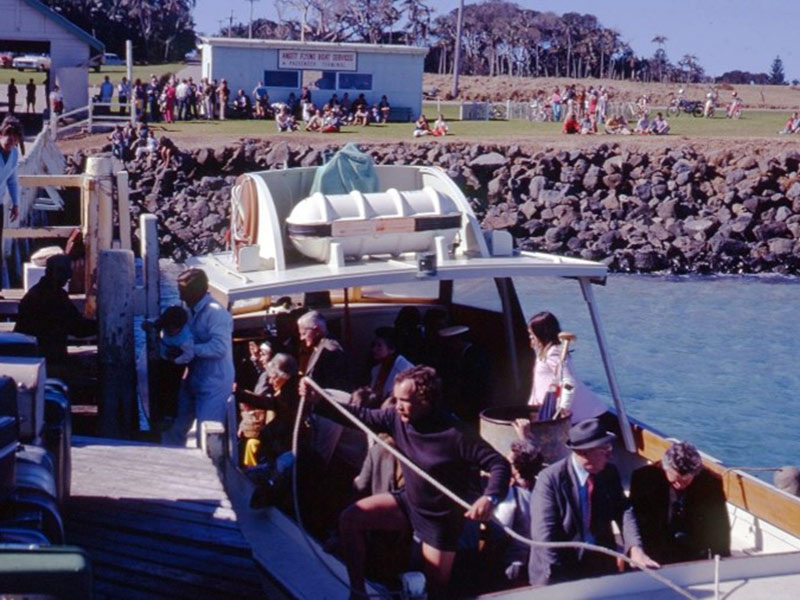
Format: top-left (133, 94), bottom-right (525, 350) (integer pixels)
top-left (188, 150), bottom-right (800, 599)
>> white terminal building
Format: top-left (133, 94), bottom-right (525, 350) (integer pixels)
top-left (199, 38), bottom-right (427, 120)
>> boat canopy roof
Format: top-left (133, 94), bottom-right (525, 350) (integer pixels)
top-left (188, 250), bottom-right (607, 307)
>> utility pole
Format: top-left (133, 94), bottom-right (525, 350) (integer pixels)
top-left (229, 11), bottom-right (235, 38)
top-left (217, 18), bottom-right (227, 37)
top-left (244, 0), bottom-right (260, 39)
top-left (452, 0), bottom-right (464, 99)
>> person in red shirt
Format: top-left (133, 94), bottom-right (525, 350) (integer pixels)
top-left (562, 111), bottom-right (580, 134)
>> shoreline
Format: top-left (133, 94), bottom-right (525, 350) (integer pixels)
top-left (65, 138), bottom-right (800, 276)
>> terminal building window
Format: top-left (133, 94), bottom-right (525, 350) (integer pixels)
top-left (338, 73), bottom-right (373, 91)
top-left (264, 70), bottom-right (300, 88)
top-left (302, 70), bottom-right (336, 90)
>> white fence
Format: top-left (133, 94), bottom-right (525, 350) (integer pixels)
top-left (49, 98), bottom-right (135, 138)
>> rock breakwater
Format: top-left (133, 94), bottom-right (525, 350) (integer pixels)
top-left (66, 140), bottom-right (800, 274)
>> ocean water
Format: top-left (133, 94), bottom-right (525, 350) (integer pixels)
top-left (466, 274), bottom-right (800, 478)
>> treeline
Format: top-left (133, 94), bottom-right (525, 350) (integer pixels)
top-left (222, 0), bottom-right (707, 83)
top-left (43, 0), bottom-right (196, 63)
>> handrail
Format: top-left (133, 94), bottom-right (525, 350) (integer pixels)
top-left (296, 376), bottom-right (700, 600)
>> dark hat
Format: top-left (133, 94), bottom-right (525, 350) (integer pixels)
top-left (566, 418), bottom-right (616, 450)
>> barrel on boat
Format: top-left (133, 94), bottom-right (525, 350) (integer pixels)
top-left (479, 406), bottom-right (570, 464)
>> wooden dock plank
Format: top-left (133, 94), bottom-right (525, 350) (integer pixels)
top-left (64, 436), bottom-right (279, 599)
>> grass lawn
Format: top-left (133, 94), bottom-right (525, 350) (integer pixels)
top-left (0, 63), bottom-right (188, 86)
top-left (150, 102), bottom-right (787, 141)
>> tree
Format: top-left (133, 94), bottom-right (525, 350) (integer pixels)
top-left (651, 35), bottom-right (667, 81)
top-left (770, 55), bottom-right (785, 85)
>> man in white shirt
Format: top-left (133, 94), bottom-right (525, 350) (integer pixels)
top-left (175, 79), bottom-right (189, 121)
top-left (164, 268), bottom-right (234, 446)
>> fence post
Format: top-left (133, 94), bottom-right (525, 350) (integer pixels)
top-left (141, 213), bottom-right (160, 320)
top-left (88, 98), bottom-right (93, 134)
top-left (116, 171), bottom-right (132, 250)
top-left (84, 155), bottom-right (114, 318)
top-left (97, 248), bottom-right (136, 438)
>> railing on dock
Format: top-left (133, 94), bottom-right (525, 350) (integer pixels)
top-left (48, 97), bottom-right (135, 138)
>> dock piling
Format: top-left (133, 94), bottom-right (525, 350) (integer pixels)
top-left (98, 249), bottom-right (136, 438)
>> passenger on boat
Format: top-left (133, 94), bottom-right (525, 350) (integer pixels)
top-left (353, 397), bottom-right (403, 496)
top-left (630, 441), bottom-right (731, 564)
top-left (251, 342), bottom-right (274, 395)
top-left (487, 440), bottom-right (544, 588)
top-left (526, 311), bottom-right (606, 424)
top-left (235, 340), bottom-right (265, 392)
top-left (393, 306), bottom-right (424, 365)
top-left (437, 325), bottom-right (490, 421)
top-left (328, 365), bottom-right (510, 599)
top-left (528, 418), bottom-right (659, 586)
top-left (297, 310), bottom-right (349, 391)
top-left (14, 254), bottom-right (96, 367)
top-left (369, 327), bottom-right (414, 400)
top-left (164, 268), bottom-right (234, 446)
top-left (238, 353), bottom-right (300, 469)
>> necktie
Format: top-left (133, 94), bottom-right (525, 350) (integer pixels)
top-left (584, 474), bottom-right (595, 538)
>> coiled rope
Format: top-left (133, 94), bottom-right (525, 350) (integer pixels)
top-left (291, 376), bottom-right (700, 600)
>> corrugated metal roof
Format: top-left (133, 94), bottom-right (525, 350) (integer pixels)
top-left (23, 0), bottom-right (105, 52)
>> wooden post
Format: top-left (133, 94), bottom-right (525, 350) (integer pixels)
top-left (116, 171), bottom-right (132, 250)
top-left (84, 155), bottom-right (114, 318)
top-left (98, 249), bottom-right (136, 438)
top-left (141, 214), bottom-right (160, 320)
top-left (140, 214), bottom-right (160, 432)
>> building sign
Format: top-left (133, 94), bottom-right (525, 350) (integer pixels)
top-left (279, 49), bottom-right (357, 71)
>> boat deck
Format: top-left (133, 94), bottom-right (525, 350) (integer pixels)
top-left (63, 436), bottom-right (288, 599)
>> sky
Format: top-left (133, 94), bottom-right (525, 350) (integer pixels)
top-left (193, 0), bottom-right (800, 80)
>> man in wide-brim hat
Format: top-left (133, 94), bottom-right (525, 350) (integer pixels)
top-left (528, 418), bottom-right (659, 586)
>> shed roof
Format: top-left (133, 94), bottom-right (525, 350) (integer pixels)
top-left (23, 0), bottom-right (105, 52)
top-left (201, 37), bottom-right (427, 57)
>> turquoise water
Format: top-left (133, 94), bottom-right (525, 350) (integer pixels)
top-left (484, 275), bottom-right (800, 476)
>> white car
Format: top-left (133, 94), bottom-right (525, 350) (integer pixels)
top-left (103, 53), bottom-right (125, 66)
top-left (13, 54), bottom-right (51, 71)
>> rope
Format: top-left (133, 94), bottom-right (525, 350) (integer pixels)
top-left (293, 377), bottom-right (700, 600)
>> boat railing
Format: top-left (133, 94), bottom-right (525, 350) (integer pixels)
top-left (297, 376), bottom-right (703, 600)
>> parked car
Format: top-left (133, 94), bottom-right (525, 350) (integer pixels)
top-left (103, 52), bottom-right (125, 66)
top-left (184, 49), bottom-right (200, 63)
top-left (13, 54), bottom-right (50, 71)
top-left (0, 52), bottom-right (13, 68)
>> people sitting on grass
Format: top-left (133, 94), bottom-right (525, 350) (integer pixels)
top-left (604, 113), bottom-right (631, 135)
top-left (305, 108), bottom-right (324, 132)
top-left (634, 112), bottom-right (651, 134)
top-left (779, 112), bottom-right (800, 134)
top-left (561, 111), bottom-right (580, 134)
top-left (650, 112), bottom-right (670, 135)
top-left (579, 115), bottom-right (594, 135)
top-left (353, 103), bottom-right (370, 127)
top-left (413, 114), bottom-right (432, 137)
top-left (378, 95), bottom-right (391, 123)
top-left (233, 89), bottom-right (252, 119)
top-left (276, 105), bottom-right (297, 132)
top-left (432, 114), bottom-right (449, 136)
top-left (322, 106), bottom-right (342, 133)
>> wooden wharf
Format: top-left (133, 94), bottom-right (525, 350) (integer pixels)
top-left (64, 436), bottom-right (289, 599)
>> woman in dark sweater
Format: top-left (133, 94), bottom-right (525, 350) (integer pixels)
top-left (328, 365), bottom-right (510, 599)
